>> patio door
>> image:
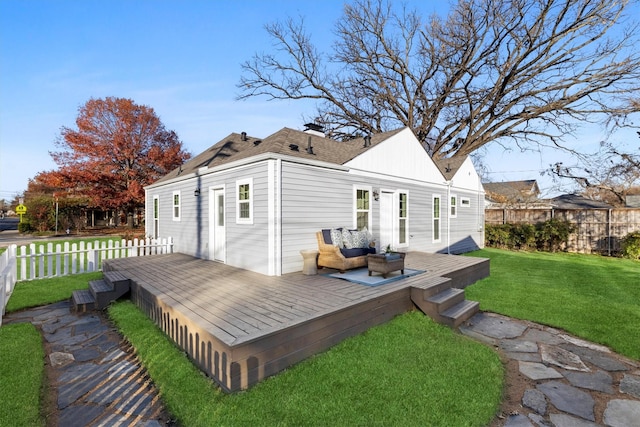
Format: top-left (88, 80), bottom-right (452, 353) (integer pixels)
top-left (379, 191), bottom-right (394, 250)
top-left (209, 187), bottom-right (226, 262)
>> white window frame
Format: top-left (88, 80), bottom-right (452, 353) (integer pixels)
top-left (432, 194), bottom-right (441, 243)
top-left (450, 194), bottom-right (457, 218)
top-left (353, 186), bottom-right (372, 230)
top-left (461, 197), bottom-right (471, 207)
top-left (236, 178), bottom-right (253, 224)
top-left (398, 191), bottom-right (409, 247)
top-left (172, 190), bottom-right (181, 221)
top-left (152, 195), bottom-right (160, 238)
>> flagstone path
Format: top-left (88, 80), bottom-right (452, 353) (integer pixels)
top-left (461, 312), bottom-right (640, 426)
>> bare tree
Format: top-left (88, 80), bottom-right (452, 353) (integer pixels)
top-left (238, 0), bottom-right (640, 159)
top-left (552, 122), bottom-right (640, 206)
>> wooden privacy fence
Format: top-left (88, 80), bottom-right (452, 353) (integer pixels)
top-left (485, 208), bottom-right (640, 255)
top-left (1, 237), bottom-right (173, 326)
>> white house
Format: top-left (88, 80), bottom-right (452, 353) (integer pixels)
top-left (145, 125), bottom-right (485, 276)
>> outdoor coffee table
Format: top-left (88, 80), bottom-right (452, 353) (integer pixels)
top-left (367, 253), bottom-right (406, 278)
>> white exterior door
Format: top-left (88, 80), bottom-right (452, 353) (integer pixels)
top-left (209, 187), bottom-right (226, 262)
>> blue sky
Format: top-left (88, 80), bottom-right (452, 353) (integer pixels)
top-left (0, 0), bottom-right (636, 201)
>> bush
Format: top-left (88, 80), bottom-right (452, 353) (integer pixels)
top-left (535, 219), bottom-right (575, 252)
top-left (485, 219), bottom-right (575, 252)
top-left (17, 221), bottom-right (32, 233)
top-left (620, 231), bottom-right (640, 260)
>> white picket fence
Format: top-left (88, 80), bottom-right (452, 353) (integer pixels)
top-left (1, 237), bottom-right (173, 326)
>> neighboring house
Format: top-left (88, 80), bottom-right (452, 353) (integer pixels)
top-left (548, 193), bottom-right (613, 209)
top-left (483, 179), bottom-right (543, 208)
top-left (145, 125), bottom-right (485, 276)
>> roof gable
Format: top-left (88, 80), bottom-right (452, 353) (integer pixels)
top-left (434, 156), bottom-right (482, 191)
top-left (344, 127), bottom-right (444, 183)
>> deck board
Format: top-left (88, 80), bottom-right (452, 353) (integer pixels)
top-left (105, 251), bottom-right (488, 391)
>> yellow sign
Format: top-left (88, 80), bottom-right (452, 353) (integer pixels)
top-left (16, 204), bottom-right (27, 214)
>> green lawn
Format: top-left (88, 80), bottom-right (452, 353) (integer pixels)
top-left (108, 301), bottom-right (503, 427)
top-left (0, 322), bottom-right (45, 427)
top-left (465, 248), bottom-right (640, 360)
top-left (5, 272), bottom-right (100, 312)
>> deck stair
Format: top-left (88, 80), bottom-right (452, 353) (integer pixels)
top-left (411, 276), bottom-right (479, 328)
top-left (72, 270), bottom-right (131, 312)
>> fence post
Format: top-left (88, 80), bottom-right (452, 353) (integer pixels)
top-left (87, 242), bottom-right (96, 273)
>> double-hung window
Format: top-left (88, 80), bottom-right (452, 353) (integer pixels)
top-left (172, 191), bottom-right (181, 221)
top-left (433, 195), bottom-right (441, 242)
top-left (355, 187), bottom-right (371, 230)
top-left (236, 178), bottom-right (253, 224)
top-left (398, 192), bottom-right (408, 245)
top-left (450, 195), bottom-right (457, 218)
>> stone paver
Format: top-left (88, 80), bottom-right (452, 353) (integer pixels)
top-left (461, 312), bottom-right (640, 426)
top-left (4, 300), bottom-right (170, 426)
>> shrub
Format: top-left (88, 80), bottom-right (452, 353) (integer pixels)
top-left (485, 219), bottom-right (575, 252)
top-left (17, 221), bottom-right (32, 233)
top-left (535, 219), bottom-right (575, 252)
top-left (620, 231), bottom-right (640, 260)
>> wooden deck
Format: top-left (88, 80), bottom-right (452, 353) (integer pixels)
top-left (104, 252), bottom-right (489, 392)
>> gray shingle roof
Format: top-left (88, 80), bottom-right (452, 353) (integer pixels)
top-left (155, 127), bottom-right (406, 184)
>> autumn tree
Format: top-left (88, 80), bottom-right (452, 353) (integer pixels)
top-left (42, 97), bottom-right (190, 218)
top-left (238, 0), bottom-right (640, 159)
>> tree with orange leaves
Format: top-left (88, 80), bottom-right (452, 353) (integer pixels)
top-left (41, 97), bottom-right (190, 217)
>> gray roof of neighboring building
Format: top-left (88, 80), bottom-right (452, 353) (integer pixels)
top-left (549, 194), bottom-right (613, 209)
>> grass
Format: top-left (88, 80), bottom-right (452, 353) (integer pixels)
top-left (0, 322), bottom-right (45, 427)
top-left (465, 248), bottom-right (640, 360)
top-left (5, 272), bottom-right (101, 312)
top-left (108, 301), bottom-right (503, 427)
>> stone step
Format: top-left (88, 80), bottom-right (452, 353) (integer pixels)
top-left (440, 300), bottom-right (480, 328)
top-left (72, 289), bottom-right (96, 312)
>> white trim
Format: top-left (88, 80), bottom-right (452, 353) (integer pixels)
top-left (236, 177), bottom-right (254, 224)
top-left (267, 159), bottom-right (282, 276)
top-left (353, 185), bottom-right (373, 230)
top-left (432, 194), bottom-right (442, 243)
top-left (146, 153), bottom-right (348, 190)
top-left (172, 190), bottom-right (181, 221)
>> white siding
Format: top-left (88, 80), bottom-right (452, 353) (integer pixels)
top-left (344, 127), bottom-right (445, 184)
top-left (147, 162), bottom-right (272, 275)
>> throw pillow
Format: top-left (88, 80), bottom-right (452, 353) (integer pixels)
top-left (330, 228), bottom-right (343, 247)
top-left (351, 230), bottom-right (368, 248)
top-left (342, 228), bottom-right (355, 249)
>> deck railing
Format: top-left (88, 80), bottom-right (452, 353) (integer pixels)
top-left (1, 237), bottom-right (173, 326)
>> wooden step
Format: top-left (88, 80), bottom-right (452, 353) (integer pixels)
top-left (89, 279), bottom-right (115, 310)
top-left (72, 289), bottom-right (96, 312)
top-left (440, 300), bottom-right (480, 328)
top-left (427, 288), bottom-right (465, 313)
top-left (104, 270), bottom-right (131, 294)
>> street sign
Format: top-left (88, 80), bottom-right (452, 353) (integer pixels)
top-left (16, 204), bottom-right (27, 214)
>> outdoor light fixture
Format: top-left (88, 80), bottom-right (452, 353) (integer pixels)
top-left (373, 189), bottom-right (380, 201)
top-left (194, 188), bottom-right (201, 197)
